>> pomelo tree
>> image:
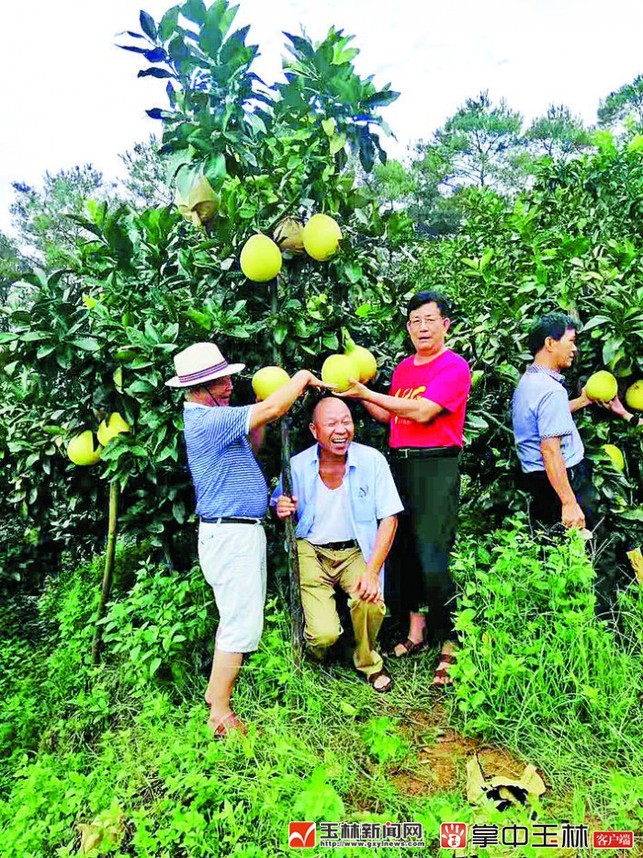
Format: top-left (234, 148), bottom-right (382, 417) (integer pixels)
top-left (0, 0), bottom-right (403, 592)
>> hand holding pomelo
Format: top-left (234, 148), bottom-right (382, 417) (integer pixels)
top-left (97, 412), bottom-right (131, 447)
top-left (585, 370), bottom-right (618, 402)
top-left (625, 380), bottom-right (643, 411)
top-left (302, 214), bottom-right (342, 261)
top-left (240, 234), bottom-right (282, 282)
top-left (67, 431), bottom-right (101, 466)
top-left (252, 366), bottom-right (290, 400)
top-left (321, 354), bottom-right (360, 392)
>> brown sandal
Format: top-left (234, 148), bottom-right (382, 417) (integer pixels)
top-left (387, 638), bottom-right (428, 658)
top-left (366, 668), bottom-right (393, 693)
top-left (431, 651), bottom-right (457, 686)
top-left (207, 711), bottom-right (247, 738)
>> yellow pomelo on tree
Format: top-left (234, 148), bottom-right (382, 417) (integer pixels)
top-left (625, 379), bottom-right (643, 411)
top-left (585, 370), bottom-right (618, 402)
top-left (240, 234), bottom-right (282, 282)
top-left (273, 217), bottom-right (304, 253)
top-left (67, 431), bottom-right (101, 466)
top-left (252, 366), bottom-right (290, 400)
top-left (601, 443), bottom-right (625, 472)
top-left (302, 214), bottom-right (342, 261)
top-left (321, 354), bottom-right (360, 392)
top-left (97, 412), bottom-right (131, 447)
top-left (344, 335), bottom-right (377, 383)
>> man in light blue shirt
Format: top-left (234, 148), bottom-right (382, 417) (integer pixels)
top-left (273, 397), bottom-right (403, 692)
top-left (512, 312), bottom-right (618, 531)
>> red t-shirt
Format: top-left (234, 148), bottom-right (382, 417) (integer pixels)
top-left (389, 350), bottom-right (471, 448)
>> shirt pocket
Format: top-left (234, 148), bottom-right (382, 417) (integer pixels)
top-left (353, 494), bottom-right (376, 522)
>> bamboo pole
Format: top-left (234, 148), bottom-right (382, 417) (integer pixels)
top-left (91, 481), bottom-right (120, 664)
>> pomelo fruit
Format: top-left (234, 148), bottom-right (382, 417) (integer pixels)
top-left (344, 336), bottom-right (377, 383)
top-left (67, 431), bottom-right (101, 466)
top-left (240, 234), bottom-right (282, 282)
top-left (302, 214), bottom-right (342, 261)
top-left (252, 366), bottom-right (290, 400)
top-left (97, 412), bottom-right (131, 447)
top-left (585, 370), bottom-right (618, 402)
top-left (601, 443), bottom-right (625, 472)
top-left (625, 379), bottom-right (643, 411)
top-left (321, 354), bottom-right (360, 392)
top-left (273, 217), bottom-right (304, 253)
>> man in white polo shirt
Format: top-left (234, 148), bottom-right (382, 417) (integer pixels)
top-left (166, 342), bottom-right (327, 737)
top-left (273, 397), bottom-right (403, 692)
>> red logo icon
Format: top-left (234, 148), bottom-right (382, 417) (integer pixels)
top-left (289, 822), bottom-right (316, 848)
top-left (593, 830), bottom-right (634, 849)
top-left (440, 823), bottom-right (467, 849)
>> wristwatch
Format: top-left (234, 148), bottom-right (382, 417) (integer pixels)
top-left (630, 412), bottom-right (641, 426)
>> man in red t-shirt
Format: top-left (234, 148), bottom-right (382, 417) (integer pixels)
top-left (340, 291), bottom-right (471, 685)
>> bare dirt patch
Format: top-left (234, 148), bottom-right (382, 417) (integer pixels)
top-left (392, 702), bottom-right (528, 796)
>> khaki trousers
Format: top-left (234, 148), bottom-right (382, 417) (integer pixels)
top-left (297, 540), bottom-right (386, 678)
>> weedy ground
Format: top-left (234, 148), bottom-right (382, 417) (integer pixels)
top-left (0, 526), bottom-right (641, 857)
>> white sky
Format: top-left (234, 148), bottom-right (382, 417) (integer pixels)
top-left (2, 0), bottom-right (642, 234)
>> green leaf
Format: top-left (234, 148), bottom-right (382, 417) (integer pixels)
top-left (181, 0), bottom-right (207, 25)
top-left (274, 322), bottom-right (288, 345)
top-left (160, 5), bottom-right (180, 40)
top-left (330, 133), bottom-right (347, 156)
top-left (71, 337), bottom-right (100, 352)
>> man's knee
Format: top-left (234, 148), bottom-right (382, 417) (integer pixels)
top-left (305, 626), bottom-right (341, 651)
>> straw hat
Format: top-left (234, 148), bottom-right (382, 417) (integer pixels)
top-left (165, 342), bottom-right (245, 388)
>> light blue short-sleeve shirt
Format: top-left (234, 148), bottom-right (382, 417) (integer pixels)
top-left (270, 441), bottom-right (404, 569)
top-left (512, 366), bottom-right (584, 473)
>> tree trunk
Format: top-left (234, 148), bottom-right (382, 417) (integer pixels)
top-left (91, 481), bottom-right (119, 664)
top-left (281, 417), bottom-right (304, 660)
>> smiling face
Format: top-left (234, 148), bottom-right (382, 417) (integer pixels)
top-left (547, 327), bottom-right (577, 370)
top-left (310, 398), bottom-right (354, 458)
top-left (407, 301), bottom-right (450, 357)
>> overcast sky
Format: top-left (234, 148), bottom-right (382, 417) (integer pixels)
top-left (2, 0), bottom-right (642, 234)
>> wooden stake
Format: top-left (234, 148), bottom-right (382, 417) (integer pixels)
top-left (91, 481), bottom-right (119, 664)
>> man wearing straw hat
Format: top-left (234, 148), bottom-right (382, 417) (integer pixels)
top-left (166, 341), bottom-right (328, 737)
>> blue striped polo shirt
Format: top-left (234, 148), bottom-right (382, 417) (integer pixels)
top-left (183, 403), bottom-right (268, 518)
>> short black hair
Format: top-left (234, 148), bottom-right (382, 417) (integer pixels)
top-left (528, 312), bottom-right (577, 356)
top-left (406, 290), bottom-right (451, 319)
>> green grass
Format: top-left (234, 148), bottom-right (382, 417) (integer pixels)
top-left (0, 531), bottom-right (642, 856)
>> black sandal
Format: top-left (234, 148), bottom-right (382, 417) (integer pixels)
top-left (431, 651), bottom-right (457, 686)
top-left (366, 669), bottom-right (393, 693)
top-left (387, 638), bottom-right (428, 658)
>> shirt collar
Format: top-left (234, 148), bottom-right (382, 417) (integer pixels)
top-left (527, 364), bottom-right (565, 383)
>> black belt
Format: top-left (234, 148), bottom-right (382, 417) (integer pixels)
top-left (389, 446), bottom-right (460, 460)
top-left (200, 517), bottom-right (263, 525)
top-left (311, 539), bottom-right (358, 551)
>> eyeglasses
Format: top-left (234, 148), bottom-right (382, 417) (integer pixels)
top-left (408, 316), bottom-right (444, 329)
